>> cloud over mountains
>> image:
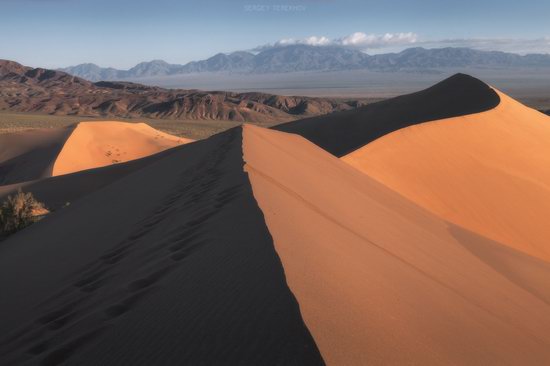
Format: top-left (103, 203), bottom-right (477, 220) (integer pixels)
top-left (259, 32), bottom-right (419, 51)
top-left (257, 31), bottom-right (550, 55)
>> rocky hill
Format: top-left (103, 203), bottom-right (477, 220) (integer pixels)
top-left (0, 60), bottom-right (363, 123)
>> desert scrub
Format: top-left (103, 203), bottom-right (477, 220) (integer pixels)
top-left (0, 189), bottom-right (48, 235)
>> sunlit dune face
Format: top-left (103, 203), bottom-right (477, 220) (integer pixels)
top-left (342, 90), bottom-right (550, 262)
top-left (52, 121), bottom-right (191, 176)
top-left (243, 124), bottom-right (550, 365)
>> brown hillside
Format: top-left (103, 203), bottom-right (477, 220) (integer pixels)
top-left (0, 60), bottom-right (363, 123)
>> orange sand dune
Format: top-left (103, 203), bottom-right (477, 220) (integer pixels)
top-left (0, 121), bottom-right (190, 185)
top-left (244, 124), bottom-right (550, 365)
top-left (52, 121), bottom-right (191, 176)
top-left (1, 123), bottom-right (550, 364)
top-left (342, 90), bottom-right (550, 262)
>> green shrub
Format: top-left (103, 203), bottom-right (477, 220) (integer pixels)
top-left (0, 189), bottom-right (47, 235)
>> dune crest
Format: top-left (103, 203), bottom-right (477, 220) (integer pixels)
top-left (274, 73), bottom-right (500, 156)
top-left (342, 90), bottom-right (550, 262)
top-left (52, 121), bottom-right (191, 176)
top-left (0, 121), bottom-right (190, 185)
top-left (243, 124), bottom-right (550, 365)
top-left (0, 126), bottom-right (323, 365)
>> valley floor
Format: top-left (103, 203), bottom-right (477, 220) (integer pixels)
top-left (0, 111), bottom-right (258, 140)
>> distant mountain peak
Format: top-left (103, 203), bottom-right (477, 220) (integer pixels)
top-left (59, 46), bottom-right (550, 82)
top-left (137, 59), bottom-right (171, 66)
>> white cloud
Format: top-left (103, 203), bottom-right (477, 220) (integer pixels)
top-left (339, 32), bottom-right (418, 49)
top-left (255, 32), bottom-right (550, 55)
top-left (275, 38), bottom-right (297, 46)
top-left (304, 36), bottom-right (332, 46)
top-left (274, 35), bottom-right (332, 47)
top-left (257, 32), bottom-right (418, 52)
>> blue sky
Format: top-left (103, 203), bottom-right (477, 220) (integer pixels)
top-left (1, 0), bottom-right (549, 68)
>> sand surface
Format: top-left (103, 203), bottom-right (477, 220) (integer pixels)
top-left (274, 73), bottom-right (499, 156)
top-left (0, 145), bottom-right (184, 211)
top-left (0, 121), bottom-right (190, 185)
top-left (0, 126), bottom-right (74, 185)
top-left (52, 121), bottom-right (190, 176)
top-left (0, 126), bottom-right (322, 365)
top-left (343, 90), bottom-right (550, 262)
top-left (1, 74), bottom-right (550, 365)
top-left (244, 124), bottom-right (550, 365)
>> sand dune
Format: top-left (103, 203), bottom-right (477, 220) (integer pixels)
top-left (274, 73), bottom-right (499, 156)
top-left (0, 145), bottom-right (184, 211)
top-left (1, 122), bottom-right (549, 365)
top-left (1, 74), bottom-right (549, 365)
top-left (52, 121), bottom-right (190, 177)
top-left (244, 125), bottom-right (550, 365)
top-left (343, 90), bottom-right (550, 262)
top-left (0, 121), bottom-right (190, 185)
top-left (0, 127), bottom-right (73, 185)
top-left (0, 127), bottom-right (323, 365)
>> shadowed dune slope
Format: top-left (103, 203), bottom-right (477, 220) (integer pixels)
top-left (343, 90), bottom-right (550, 262)
top-left (0, 126), bottom-right (74, 185)
top-left (274, 73), bottom-right (500, 157)
top-left (243, 125), bottom-right (550, 365)
top-left (0, 145), bottom-right (183, 211)
top-left (0, 127), bottom-right (323, 365)
top-left (0, 121), bottom-right (189, 185)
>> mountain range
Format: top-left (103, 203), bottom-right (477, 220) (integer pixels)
top-left (0, 59), bottom-right (363, 122)
top-left (60, 46), bottom-right (550, 81)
